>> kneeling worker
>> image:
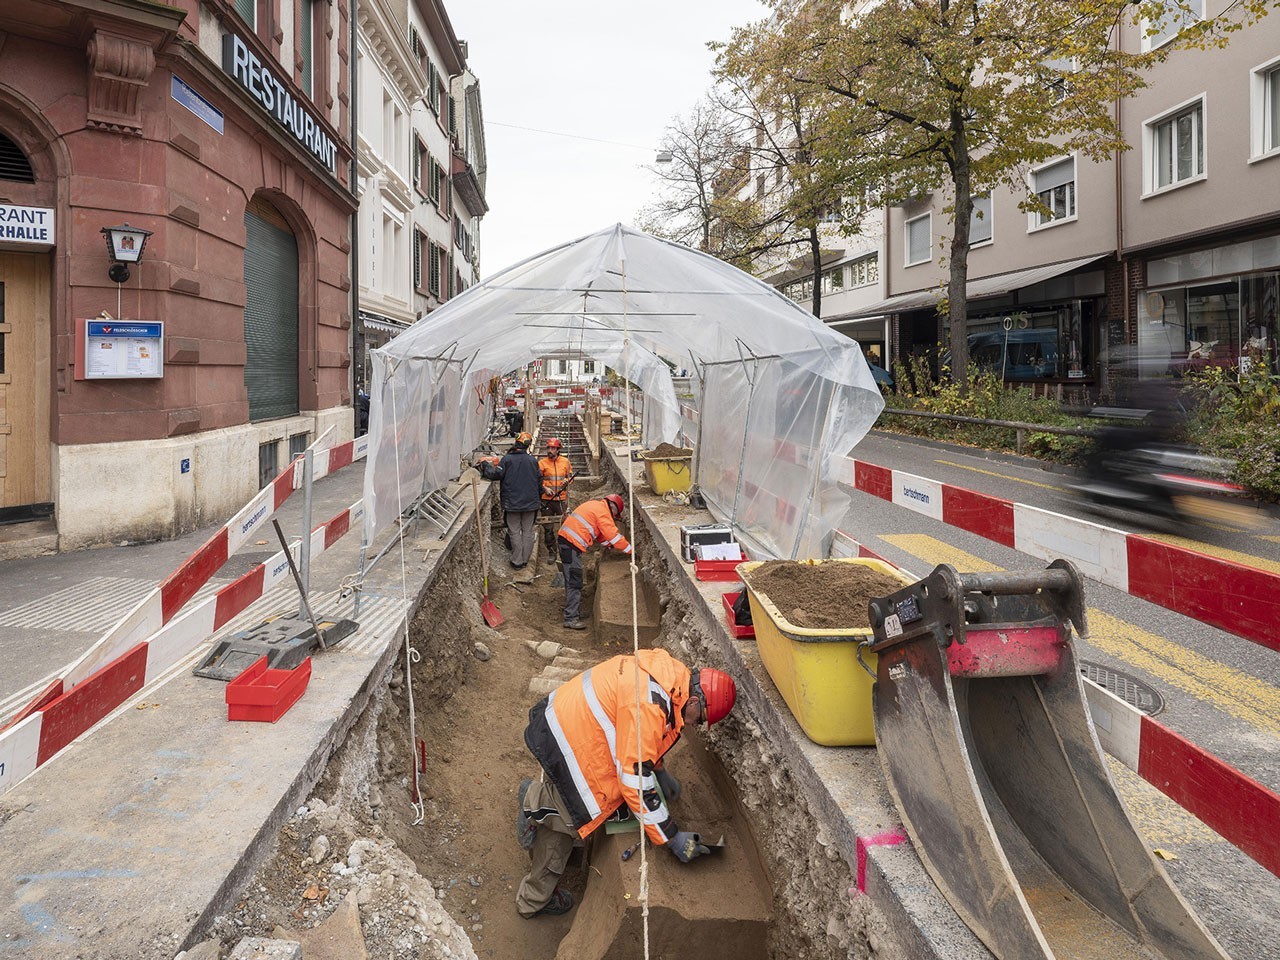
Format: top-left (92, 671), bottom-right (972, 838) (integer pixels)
top-left (556, 494), bottom-right (628, 631)
top-left (515, 650), bottom-right (736, 917)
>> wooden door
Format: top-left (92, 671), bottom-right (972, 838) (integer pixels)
top-left (0, 251), bottom-right (51, 510)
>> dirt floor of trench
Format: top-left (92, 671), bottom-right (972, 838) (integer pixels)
top-left (374, 503), bottom-right (774, 960)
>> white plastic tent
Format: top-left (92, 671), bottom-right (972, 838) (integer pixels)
top-left (363, 224), bottom-right (884, 559)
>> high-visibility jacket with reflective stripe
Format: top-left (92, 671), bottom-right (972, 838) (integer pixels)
top-left (557, 499), bottom-right (631, 554)
top-left (524, 650), bottom-right (690, 845)
top-left (538, 455), bottom-right (574, 502)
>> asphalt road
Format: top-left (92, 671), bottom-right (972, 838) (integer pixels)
top-left (843, 429), bottom-right (1280, 959)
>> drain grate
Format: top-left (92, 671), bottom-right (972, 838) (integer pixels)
top-left (1080, 660), bottom-right (1165, 716)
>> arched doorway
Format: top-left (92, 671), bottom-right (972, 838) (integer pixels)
top-left (243, 195), bottom-right (299, 421)
top-left (0, 129), bottom-right (51, 520)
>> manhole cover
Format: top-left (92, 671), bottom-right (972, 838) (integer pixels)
top-left (1080, 660), bottom-right (1165, 716)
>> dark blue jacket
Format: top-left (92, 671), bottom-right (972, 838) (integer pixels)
top-left (481, 449), bottom-right (542, 512)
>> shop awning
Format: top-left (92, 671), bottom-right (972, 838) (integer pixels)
top-left (836, 253), bottom-right (1109, 320)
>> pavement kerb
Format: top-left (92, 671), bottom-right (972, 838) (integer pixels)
top-left (0, 476), bottom-right (496, 959)
top-left (601, 441), bottom-right (988, 959)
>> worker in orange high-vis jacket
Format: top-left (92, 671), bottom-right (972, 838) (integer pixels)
top-left (537, 437), bottom-right (574, 561)
top-left (556, 494), bottom-right (629, 630)
top-left (514, 650), bottom-right (737, 918)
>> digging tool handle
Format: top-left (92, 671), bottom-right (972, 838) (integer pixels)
top-left (956, 569), bottom-right (1073, 597)
top-left (471, 477), bottom-right (490, 595)
top-left (272, 518), bottom-right (327, 650)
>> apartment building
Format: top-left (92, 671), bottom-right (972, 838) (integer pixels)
top-left (353, 0), bottom-right (486, 395)
top-left (835, 5), bottom-right (1280, 394)
top-left (0, 0), bottom-right (356, 548)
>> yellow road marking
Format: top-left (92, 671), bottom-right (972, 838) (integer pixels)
top-left (933, 459), bottom-right (1067, 493)
top-left (1260, 535), bottom-right (1280, 545)
top-left (879, 535), bottom-right (1280, 737)
top-left (1144, 534), bottom-right (1280, 578)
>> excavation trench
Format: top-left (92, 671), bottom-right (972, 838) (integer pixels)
top-left (205, 469), bottom-right (872, 959)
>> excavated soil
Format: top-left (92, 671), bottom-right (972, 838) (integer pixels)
top-left (744, 561), bottom-right (905, 629)
top-left (645, 443), bottom-right (693, 459)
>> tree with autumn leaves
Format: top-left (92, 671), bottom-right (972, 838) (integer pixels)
top-left (716, 0), bottom-right (1275, 383)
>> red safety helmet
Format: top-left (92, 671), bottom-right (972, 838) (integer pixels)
top-left (604, 494), bottom-right (624, 518)
top-left (692, 668), bottom-right (736, 726)
top-left (547, 437), bottom-right (562, 450)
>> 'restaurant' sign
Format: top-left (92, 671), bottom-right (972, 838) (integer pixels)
top-left (0, 204), bottom-right (55, 247)
top-left (222, 33), bottom-right (337, 174)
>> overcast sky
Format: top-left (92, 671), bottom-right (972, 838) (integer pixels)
top-left (448, 1), bottom-right (768, 277)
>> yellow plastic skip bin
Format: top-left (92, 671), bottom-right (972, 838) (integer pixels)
top-left (738, 558), bottom-right (913, 746)
top-left (643, 454), bottom-right (693, 494)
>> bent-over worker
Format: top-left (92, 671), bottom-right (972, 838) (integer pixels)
top-left (557, 494), bottom-right (629, 630)
top-left (538, 437), bottom-right (575, 561)
top-left (477, 432), bottom-right (541, 569)
top-left (514, 650), bottom-right (737, 917)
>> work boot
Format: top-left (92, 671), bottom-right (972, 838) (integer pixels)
top-left (516, 778), bottom-right (536, 849)
top-left (528, 888), bottom-right (574, 917)
top-left (563, 620), bottom-right (587, 631)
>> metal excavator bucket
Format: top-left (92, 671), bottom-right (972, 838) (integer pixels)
top-left (866, 560), bottom-right (1230, 960)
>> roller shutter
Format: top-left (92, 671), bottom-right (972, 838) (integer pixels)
top-left (243, 199), bottom-right (299, 422)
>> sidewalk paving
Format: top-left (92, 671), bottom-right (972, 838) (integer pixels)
top-left (0, 464), bottom-right (476, 958)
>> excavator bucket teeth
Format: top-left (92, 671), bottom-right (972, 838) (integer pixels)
top-left (869, 562), bottom-right (1231, 960)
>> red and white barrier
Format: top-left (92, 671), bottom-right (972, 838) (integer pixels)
top-left (846, 457), bottom-right (1280, 653)
top-left (831, 528), bottom-right (1279, 879)
top-left (1085, 682), bottom-right (1280, 879)
top-left (0, 499), bottom-right (365, 796)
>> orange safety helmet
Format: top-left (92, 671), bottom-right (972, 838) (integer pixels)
top-left (692, 668), bottom-right (736, 726)
top-left (516, 432), bottom-right (533, 447)
top-left (604, 494), bottom-right (624, 518)
top-left (546, 437), bottom-right (563, 451)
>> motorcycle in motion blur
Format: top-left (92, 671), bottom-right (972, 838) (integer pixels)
top-left (1070, 418), bottom-right (1256, 527)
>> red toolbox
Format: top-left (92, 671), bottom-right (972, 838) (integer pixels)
top-left (721, 592), bottom-right (755, 639)
top-left (694, 546), bottom-right (747, 582)
top-left (226, 655), bottom-right (311, 722)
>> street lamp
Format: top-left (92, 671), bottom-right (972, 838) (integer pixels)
top-left (100, 223), bottom-right (152, 283)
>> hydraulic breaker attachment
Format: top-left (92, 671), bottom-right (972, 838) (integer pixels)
top-left (867, 560), bottom-right (1230, 960)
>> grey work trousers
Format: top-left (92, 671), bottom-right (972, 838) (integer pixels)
top-left (516, 778), bottom-right (579, 917)
top-left (559, 542), bottom-right (584, 623)
top-left (506, 509), bottom-right (538, 567)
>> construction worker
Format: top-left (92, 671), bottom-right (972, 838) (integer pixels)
top-left (557, 494), bottom-right (629, 630)
top-left (538, 438), bottom-right (575, 561)
top-left (477, 432), bottom-right (542, 569)
top-left (515, 650), bottom-right (737, 918)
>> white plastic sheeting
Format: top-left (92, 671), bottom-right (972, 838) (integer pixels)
top-left (364, 224), bottom-right (884, 559)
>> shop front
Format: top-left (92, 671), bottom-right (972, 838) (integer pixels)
top-left (0, 0), bottom-right (356, 550)
top-left (1136, 232), bottom-right (1280, 380)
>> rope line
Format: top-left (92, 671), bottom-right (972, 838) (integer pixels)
top-left (389, 372), bottom-right (426, 826)
top-left (619, 256), bottom-right (652, 959)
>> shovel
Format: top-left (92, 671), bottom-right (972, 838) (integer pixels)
top-left (471, 477), bottom-right (504, 628)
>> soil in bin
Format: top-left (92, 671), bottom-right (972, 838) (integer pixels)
top-left (746, 561), bottom-right (905, 629)
top-left (646, 442), bottom-right (692, 459)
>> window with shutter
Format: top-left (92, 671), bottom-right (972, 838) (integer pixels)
top-left (234, 0), bottom-right (255, 29)
top-left (429, 244), bottom-right (441, 296)
top-left (300, 0), bottom-right (314, 97)
top-left (413, 231), bottom-right (422, 290)
top-left (430, 162), bottom-right (441, 204)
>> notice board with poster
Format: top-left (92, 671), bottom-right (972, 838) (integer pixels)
top-left (77, 320), bottom-right (164, 379)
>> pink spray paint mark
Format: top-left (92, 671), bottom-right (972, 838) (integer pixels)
top-left (851, 830), bottom-right (908, 897)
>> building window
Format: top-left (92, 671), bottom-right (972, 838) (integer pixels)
top-left (1031, 157), bottom-right (1076, 228)
top-left (583, 360), bottom-right (596, 374)
top-left (850, 254), bottom-right (878, 288)
top-left (299, 0), bottom-right (314, 97)
top-left (557, 360), bottom-right (568, 374)
top-left (970, 195), bottom-right (993, 245)
top-left (414, 139), bottom-right (427, 194)
top-left (821, 265), bottom-right (844, 295)
top-left (1141, 0), bottom-right (1203, 52)
top-left (429, 160), bottom-right (442, 205)
top-left (234, 0), bottom-right (256, 30)
top-left (413, 230), bottom-right (423, 291)
top-left (1145, 98), bottom-right (1205, 194)
top-left (448, 96), bottom-right (458, 136)
top-left (427, 63), bottom-right (441, 114)
top-left (429, 243), bottom-right (442, 296)
top-left (1251, 59), bottom-right (1280, 160)
top-left (905, 213), bottom-right (931, 266)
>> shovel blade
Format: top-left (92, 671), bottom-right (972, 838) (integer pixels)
top-left (481, 596), bottom-right (504, 627)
